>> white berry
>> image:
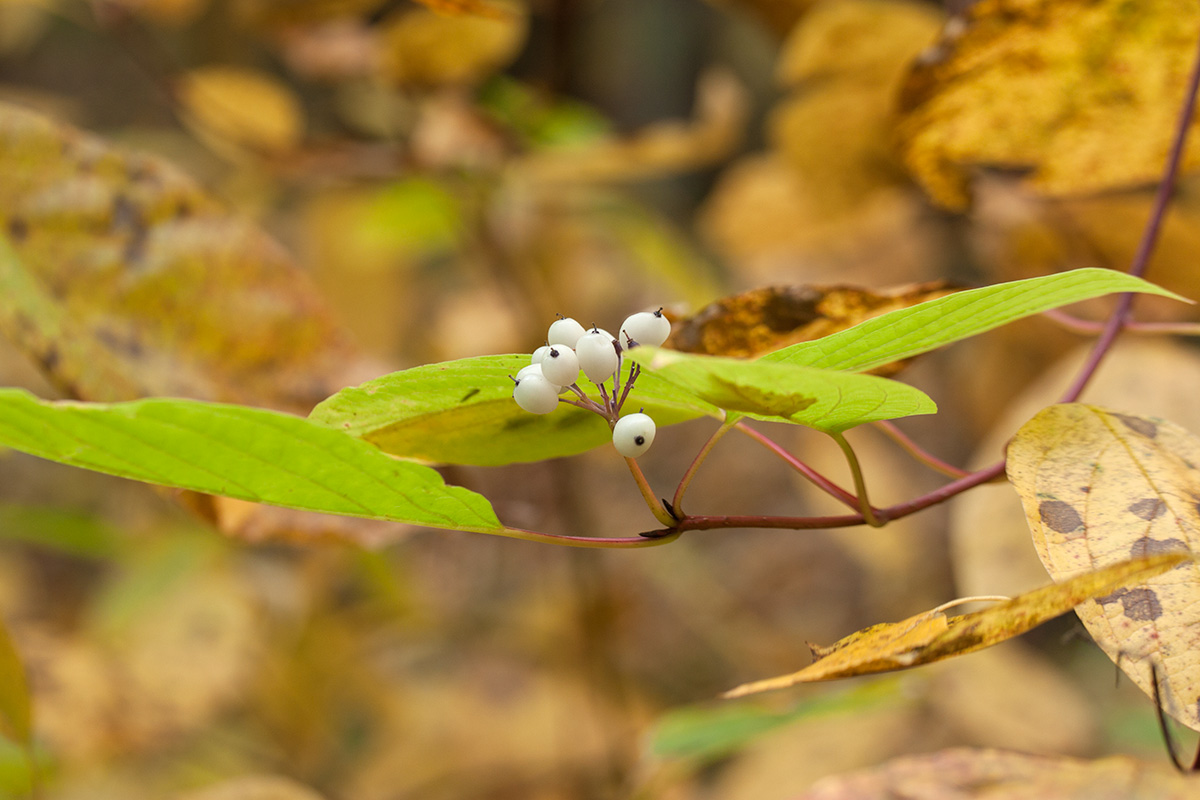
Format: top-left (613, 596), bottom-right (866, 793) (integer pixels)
top-left (620, 308), bottom-right (671, 348)
top-left (613, 413), bottom-right (656, 458)
top-left (548, 317), bottom-right (588, 348)
top-left (531, 345), bottom-right (551, 365)
top-left (516, 363), bottom-right (545, 382)
top-left (576, 329), bottom-right (620, 384)
top-left (540, 344), bottom-right (580, 386)
top-left (513, 373), bottom-right (559, 414)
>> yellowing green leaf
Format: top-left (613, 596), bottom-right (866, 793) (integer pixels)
top-left (723, 552), bottom-right (1188, 698)
top-left (1008, 404), bottom-right (1200, 731)
top-left (897, 0), bottom-right (1200, 210)
top-left (309, 354), bottom-right (717, 466)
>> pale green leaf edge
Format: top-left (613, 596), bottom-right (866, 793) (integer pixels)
top-left (629, 348), bottom-right (937, 432)
top-left (765, 269), bottom-right (1188, 373)
top-left (0, 389), bottom-right (502, 533)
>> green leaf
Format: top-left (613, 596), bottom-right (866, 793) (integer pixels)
top-left (762, 269), bottom-right (1188, 373)
top-left (309, 354), bottom-right (719, 466)
top-left (0, 617), bottom-right (31, 750)
top-left (0, 389), bottom-right (501, 533)
top-left (650, 678), bottom-right (901, 763)
top-left (0, 504), bottom-right (123, 559)
top-left (628, 348), bottom-right (935, 432)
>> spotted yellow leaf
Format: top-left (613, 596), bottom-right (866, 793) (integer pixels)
top-left (1009, 404), bottom-right (1200, 731)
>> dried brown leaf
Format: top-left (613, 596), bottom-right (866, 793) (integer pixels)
top-left (665, 281), bottom-right (956, 369)
top-left (723, 552), bottom-right (1187, 698)
top-left (1008, 404), bottom-right (1200, 731)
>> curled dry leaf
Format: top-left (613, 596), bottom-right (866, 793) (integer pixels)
top-left (722, 552), bottom-right (1187, 698)
top-left (1008, 404), bottom-right (1200, 731)
top-left (797, 748), bottom-right (1200, 800)
top-left (897, 0), bottom-right (1200, 210)
top-left (665, 281), bottom-right (957, 369)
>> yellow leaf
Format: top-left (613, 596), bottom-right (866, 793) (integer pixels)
top-left (896, 0), bottom-right (1200, 210)
top-left (378, 3), bottom-right (526, 86)
top-left (177, 66), bottom-right (305, 157)
top-left (723, 552), bottom-right (1188, 698)
top-left (0, 102), bottom-right (382, 543)
top-left (1008, 404), bottom-right (1200, 731)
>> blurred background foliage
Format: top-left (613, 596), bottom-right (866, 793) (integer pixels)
top-left (1, 0), bottom-right (1200, 797)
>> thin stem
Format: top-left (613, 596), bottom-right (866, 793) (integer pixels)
top-left (672, 416), bottom-right (735, 514)
top-left (1059, 25), bottom-right (1200, 404)
top-left (617, 362), bottom-right (640, 412)
top-left (561, 396), bottom-right (605, 414)
top-left (1042, 309), bottom-right (1200, 337)
top-left (598, 381), bottom-right (612, 415)
top-left (643, 460), bottom-right (1007, 535)
top-left (872, 421), bottom-right (970, 479)
top-left (829, 431), bottom-right (884, 527)
top-left (612, 353), bottom-right (624, 409)
top-left (734, 422), bottom-right (860, 510)
top-left (625, 457), bottom-right (678, 527)
top-left (498, 525), bottom-right (680, 548)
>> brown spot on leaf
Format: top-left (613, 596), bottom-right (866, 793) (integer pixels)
top-left (1129, 537), bottom-right (1187, 559)
top-left (6, 216), bottom-right (28, 243)
top-left (1113, 413), bottom-right (1158, 439)
top-left (1127, 498), bottom-right (1166, 520)
top-left (1098, 587), bottom-right (1163, 622)
top-left (1038, 499), bottom-right (1083, 533)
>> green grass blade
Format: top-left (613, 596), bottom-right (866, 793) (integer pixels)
top-left (629, 348), bottom-right (936, 432)
top-left (309, 354), bottom-right (718, 466)
top-left (763, 269), bottom-right (1188, 373)
top-left (0, 389), bottom-right (501, 533)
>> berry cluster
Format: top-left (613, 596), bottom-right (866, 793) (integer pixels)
top-left (511, 308), bottom-right (671, 458)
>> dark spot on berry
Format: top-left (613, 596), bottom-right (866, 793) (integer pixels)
top-left (1129, 537), bottom-right (1187, 559)
top-left (1097, 587), bottom-right (1162, 621)
top-left (1128, 498), bottom-right (1166, 520)
top-left (634, 435), bottom-right (645, 445)
top-left (1113, 413), bottom-right (1158, 439)
top-left (1038, 499), bottom-right (1083, 533)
